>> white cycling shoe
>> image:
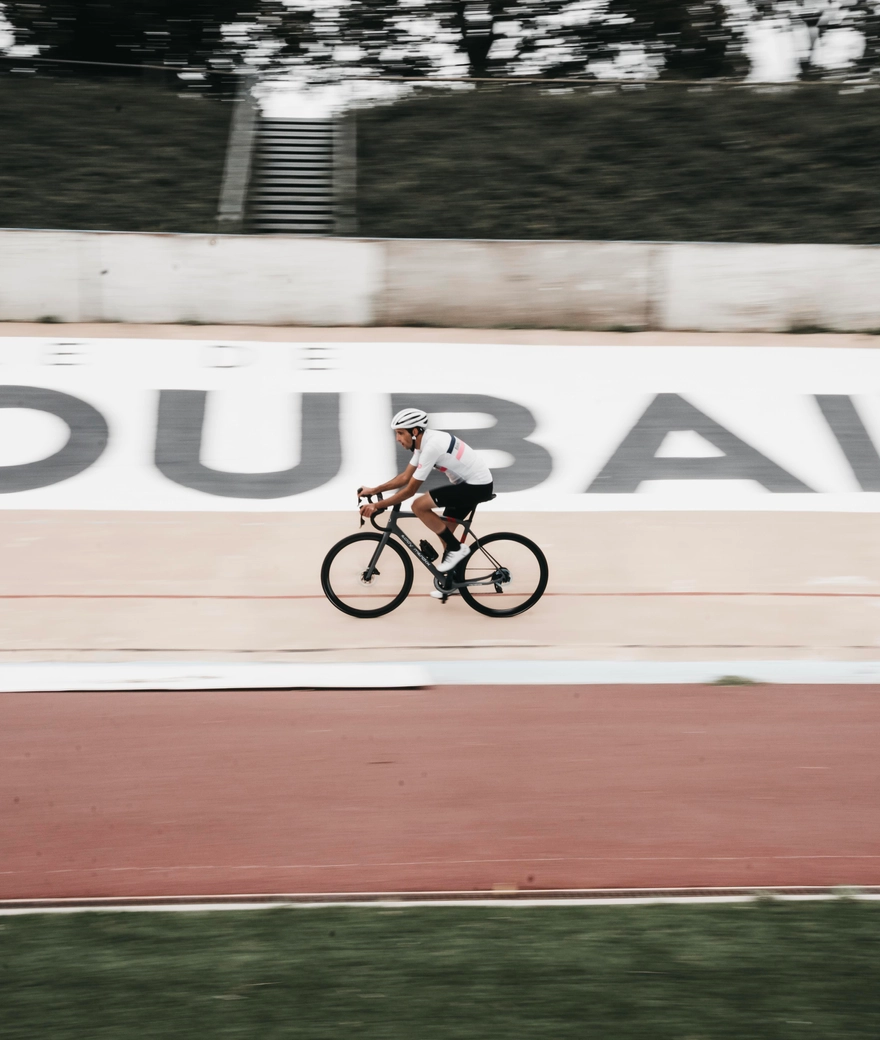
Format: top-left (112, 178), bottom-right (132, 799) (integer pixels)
top-left (436, 544), bottom-right (470, 573)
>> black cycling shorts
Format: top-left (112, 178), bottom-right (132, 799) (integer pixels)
top-left (429, 481), bottom-right (494, 521)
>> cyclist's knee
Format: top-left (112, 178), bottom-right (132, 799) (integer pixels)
top-left (413, 493), bottom-right (434, 514)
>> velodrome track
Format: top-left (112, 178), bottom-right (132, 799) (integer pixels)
top-left (3, 683), bottom-right (879, 900)
top-left (2, 324), bottom-right (880, 902)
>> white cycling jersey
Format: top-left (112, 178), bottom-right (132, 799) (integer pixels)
top-left (412, 428), bottom-right (492, 486)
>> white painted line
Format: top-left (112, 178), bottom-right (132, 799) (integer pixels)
top-left (3, 659), bottom-right (880, 692)
top-left (2, 894), bottom-right (880, 915)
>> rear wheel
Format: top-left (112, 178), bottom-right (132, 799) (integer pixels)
top-left (458, 532), bottom-right (548, 618)
top-left (321, 532), bottom-right (413, 618)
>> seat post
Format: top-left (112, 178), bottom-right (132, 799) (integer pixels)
top-left (458, 505), bottom-right (478, 542)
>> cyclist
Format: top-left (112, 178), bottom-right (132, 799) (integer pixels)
top-left (359, 407), bottom-right (494, 582)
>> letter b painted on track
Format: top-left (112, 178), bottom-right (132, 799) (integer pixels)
top-left (391, 393), bottom-right (552, 493)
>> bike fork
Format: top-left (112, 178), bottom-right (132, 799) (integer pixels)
top-left (363, 528), bottom-right (393, 582)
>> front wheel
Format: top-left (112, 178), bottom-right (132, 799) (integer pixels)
top-left (321, 532), bottom-right (413, 618)
top-left (458, 532), bottom-right (548, 618)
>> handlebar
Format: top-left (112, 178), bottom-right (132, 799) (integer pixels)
top-left (357, 488), bottom-right (388, 529)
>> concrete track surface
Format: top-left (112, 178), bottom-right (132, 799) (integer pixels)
top-left (2, 324), bottom-right (880, 664)
top-left (3, 509), bottom-right (880, 662)
top-left (2, 684), bottom-right (879, 900)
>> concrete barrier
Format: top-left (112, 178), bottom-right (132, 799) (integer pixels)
top-left (2, 228), bottom-right (880, 331)
top-left (379, 239), bottom-right (656, 329)
top-left (0, 230), bottom-right (383, 325)
top-left (661, 243), bottom-right (880, 333)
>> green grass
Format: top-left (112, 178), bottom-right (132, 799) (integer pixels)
top-left (0, 76), bottom-right (231, 233)
top-left (357, 86), bottom-right (880, 244)
top-left (2, 903), bottom-right (880, 1038)
top-left (4, 79), bottom-right (880, 243)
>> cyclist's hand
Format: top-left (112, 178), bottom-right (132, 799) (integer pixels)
top-left (358, 486), bottom-right (376, 500)
top-left (360, 502), bottom-right (379, 519)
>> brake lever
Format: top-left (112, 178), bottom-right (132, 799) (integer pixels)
top-left (357, 488), bottom-right (385, 528)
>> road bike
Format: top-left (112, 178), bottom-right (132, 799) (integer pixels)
top-left (320, 492), bottom-right (548, 619)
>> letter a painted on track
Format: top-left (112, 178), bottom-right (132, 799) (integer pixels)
top-left (586, 393), bottom-right (814, 493)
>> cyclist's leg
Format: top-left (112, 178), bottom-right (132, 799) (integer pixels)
top-left (430, 485), bottom-right (496, 572)
top-left (420, 486), bottom-right (469, 536)
top-left (412, 492), bottom-right (448, 536)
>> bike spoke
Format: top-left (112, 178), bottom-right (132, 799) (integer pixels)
top-left (322, 533), bottom-right (413, 617)
top-left (458, 533), bottom-right (548, 617)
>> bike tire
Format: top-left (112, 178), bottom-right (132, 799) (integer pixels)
top-left (458, 532), bottom-right (548, 618)
top-left (321, 532), bottom-right (414, 618)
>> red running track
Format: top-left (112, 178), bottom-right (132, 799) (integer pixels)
top-left (2, 684), bottom-right (879, 900)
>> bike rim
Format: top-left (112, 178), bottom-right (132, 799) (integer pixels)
top-left (324, 537), bottom-right (411, 614)
top-left (460, 535), bottom-right (546, 614)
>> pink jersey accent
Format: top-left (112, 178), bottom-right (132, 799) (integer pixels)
top-left (411, 428), bottom-right (492, 486)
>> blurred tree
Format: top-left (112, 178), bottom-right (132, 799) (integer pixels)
top-left (337, 0), bottom-right (880, 81)
top-left (335, 2), bottom-right (596, 78)
top-left (5, 0), bottom-right (875, 85)
top-left (749, 0), bottom-right (880, 79)
top-left (582, 0), bottom-right (745, 78)
top-left (334, 1), bottom-right (745, 79)
top-left (1, 1), bottom-right (317, 87)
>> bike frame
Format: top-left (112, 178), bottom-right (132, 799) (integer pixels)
top-left (362, 501), bottom-right (499, 591)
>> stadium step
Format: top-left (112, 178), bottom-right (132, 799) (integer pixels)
top-left (245, 118), bottom-right (338, 235)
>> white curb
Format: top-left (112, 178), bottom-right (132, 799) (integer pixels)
top-left (2, 659), bottom-right (880, 693)
top-left (0, 662), bottom-right (429, 692)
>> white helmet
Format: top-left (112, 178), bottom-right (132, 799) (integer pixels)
top-left (391, 407), bottom-right (428, 430)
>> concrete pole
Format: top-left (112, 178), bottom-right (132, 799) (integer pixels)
top-left (217, 73), bottom-right (259, 233)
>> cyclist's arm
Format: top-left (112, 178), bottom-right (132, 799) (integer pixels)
top-left (361, 464), bottom-right (415, 497)
top-left (371, 438), bottom-right (443, 508)
top-left (376, 474), bottom-right (423, 509)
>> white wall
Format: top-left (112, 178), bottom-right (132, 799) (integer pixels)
top-left (0, 229), bottom-right (382, 326)
top-left (661, 243), bottom-right (880, 332)
top-left (2, 228), bottom-right (879, 331)
top-left (378, 239), bottom-right (656, 329)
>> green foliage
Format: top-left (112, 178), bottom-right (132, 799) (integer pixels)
top-left (357, 86), bottom-right (880, 243)
top-left (1, 903), bottom-right (880, 1038)
top-left (334, 0), bottom-right (745, 79)
top-left (0, 77), bottom-right (230, 233)
top-left (3, 1), bottom-right (878, 82)
top-left (1, 1), bottom-right (316, 86)
top-left (592, 0), bottom-right (744, 79)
